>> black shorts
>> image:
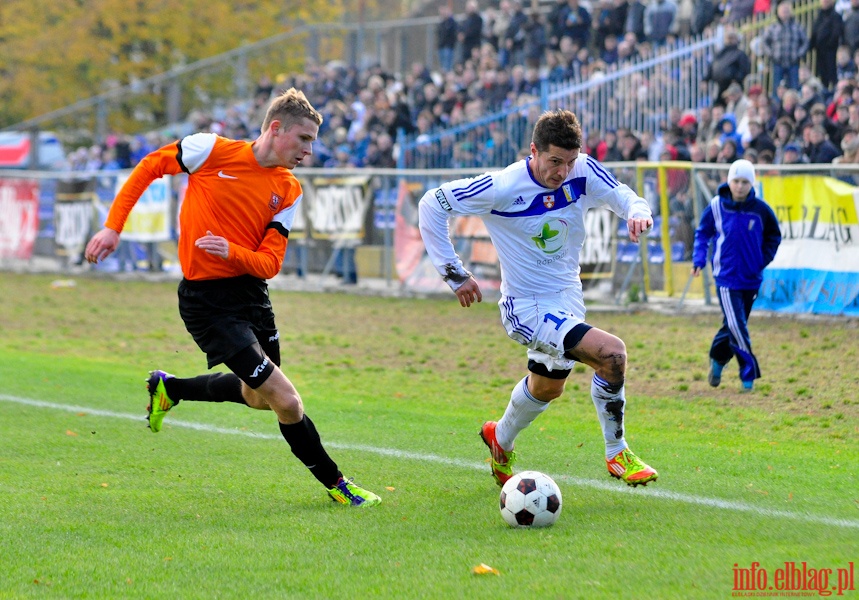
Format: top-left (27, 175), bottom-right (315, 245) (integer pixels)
top-left (178, 275), bottom-right (281, 371)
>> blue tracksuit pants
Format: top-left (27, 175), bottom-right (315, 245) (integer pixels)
top-left (711, 286), bottom-right (761, 383)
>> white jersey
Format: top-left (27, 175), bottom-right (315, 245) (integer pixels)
top-left (418, 153), bottom-right (651, 297)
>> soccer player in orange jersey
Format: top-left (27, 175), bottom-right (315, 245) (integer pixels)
top-left (84, 88), bottom-right (380, 507)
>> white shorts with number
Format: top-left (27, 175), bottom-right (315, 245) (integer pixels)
top-left (498, 287), bottom-right (587, 373)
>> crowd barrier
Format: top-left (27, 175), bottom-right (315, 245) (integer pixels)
top-left (1, 164), bottom-right (857, 316)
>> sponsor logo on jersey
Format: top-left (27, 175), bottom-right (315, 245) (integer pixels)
top-left (269, 193), bottom-right (283, 211)
top-left (531, 217), bottom-right (569, 255)
top-left (513, 196), bottom-right (526, 206)
top-left (543, 195), bottom-right (555, 209)
top-left (218, 170), bottom-right (238, 179)
top-left (435, 189), bottom-right (452, 211)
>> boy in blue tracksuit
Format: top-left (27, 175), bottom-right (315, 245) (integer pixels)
top-left (691, 159), bottom-right (782, 391)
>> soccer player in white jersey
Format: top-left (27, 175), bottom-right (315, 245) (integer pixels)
top-left (418, 109), bottom-right (659, 487)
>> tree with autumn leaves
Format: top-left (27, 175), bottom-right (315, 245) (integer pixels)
top-left (0, 0), bottom-right (399, 132)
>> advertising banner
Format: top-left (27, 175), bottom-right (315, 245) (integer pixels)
top-left (756, 175), bottom-right (859, 316)
top-left (114, 173), bottom-right (172, 242)
top-left (0, 178), bottom-right (39, 259)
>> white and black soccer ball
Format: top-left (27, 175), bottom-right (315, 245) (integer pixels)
top-left (499, 470), bottom-right (562, 528)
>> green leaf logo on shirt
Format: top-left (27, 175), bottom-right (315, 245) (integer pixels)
top-left (531, 218), bottom-right (569, 254)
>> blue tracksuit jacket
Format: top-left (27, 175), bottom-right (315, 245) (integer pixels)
top-left (692, 183), bottom-right (782, 290)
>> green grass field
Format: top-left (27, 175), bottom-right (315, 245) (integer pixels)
top-left (0, 273), bottom-right (856, 599)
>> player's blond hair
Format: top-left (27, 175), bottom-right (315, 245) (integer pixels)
top-left (262, 88), bottom-right (323, 131)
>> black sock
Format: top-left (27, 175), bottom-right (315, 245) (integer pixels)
top-left (164, 373), bottom-right (246, 405)
top-left (278, 415), bottom-right (342, 488)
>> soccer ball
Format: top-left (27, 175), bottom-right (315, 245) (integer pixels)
top-left (499, 470), bottom-right (562, 527)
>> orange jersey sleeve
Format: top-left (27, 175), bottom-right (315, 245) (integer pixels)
top-left (106, 133), bottom-right (302, 281)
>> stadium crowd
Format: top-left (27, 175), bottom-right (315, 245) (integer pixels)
top-left (65, 0), bottom-right (859, 182)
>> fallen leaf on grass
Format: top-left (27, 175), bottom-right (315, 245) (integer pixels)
top-left (100, 483), bottom-right (108, 488)
top-left (472, 563), bottom-right (500, 575)
top-left (385, 487), bottom-right (395, 492)
top-left (65, 430), bottom-right (78, 437)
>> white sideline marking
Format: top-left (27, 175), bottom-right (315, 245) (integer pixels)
top-left (3, 394), bottom-right (858, 530)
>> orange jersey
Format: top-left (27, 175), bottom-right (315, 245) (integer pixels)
top-left (105, 133), bottom-right (302, 281)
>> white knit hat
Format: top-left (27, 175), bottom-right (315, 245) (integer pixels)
top-left (728, 159), bottom-right (756, 186)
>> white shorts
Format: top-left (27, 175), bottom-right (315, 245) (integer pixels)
top-left (498, 288), bottom-right (587, 373)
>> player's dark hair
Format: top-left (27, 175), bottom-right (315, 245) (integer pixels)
top-left (532, 110), bottom-right (583, 152)
top-left (262, 88), bottom-right (323, 131)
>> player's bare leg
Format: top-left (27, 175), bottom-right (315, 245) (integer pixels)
top-left (567, 328), bottom-right (658, 486)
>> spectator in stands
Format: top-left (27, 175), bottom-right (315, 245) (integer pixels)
top-left (677, 111), bottom-right (698, 145)
top-left (602, 128), bottom-right (624, 161)
top-left (692, 0), bottom-right (721, 36)
top-left (595, 0), bottom-right (629, 50)
top-left (625, 0), bottom-right (648, 43)
top-left (703, 29), bottom-right (752, 103)
top-left (458, 0), bottom-right (484, 66)
top-left (616, 34), bottom-right (639, 65)
top-left (728, 0), bottom-right (755, 23)
top-left (772, 116), bottom-right (797, 162)
top-left (810, 0), bottom-right (845, 91)
top-left (810, 102), bottom-right (839, 140)
top-left (833, 129), bottom-right (859, 182)
top-left (704, 138), bottom-right (722, 163)
top-left (500, 0), bottom-right (528, 68)
top-left (601, 33), bottom-right (621, 66)
top-left (523, 11), bottom-right (550, 69)
top-left (619, 129), bottom-right (647, 160)
top-left (544, 49), bottom-right (570, 82)
top-left (695, 106), bottom-right (716, 146)
top-left (745, 118), bottom-right (777, 155)
top-left (807, 124), bottom-right (843, 161)
top-left (781, 142), bottom-right (809, 163)
top-left (644, 0), bottom-right (678, 48)
top-left (834, 100), bottom-right (854, 142)
top-left (718, 138), bottom-right (740, 163)
top-left (760, 1), bottom-right (810, 94)
top-left (366, 132), bottom-right (396, 168)
top-left (800, 79), bottom-right (826, 112)
top-left (722, 82), bottom-right (751, 120)
top-left (757, 149), bottom-right (777, 171)
top-left (836, 45), bottom-right (858, 81)
top-left (437, 4), bottom-right (458, 73)
top-left (555, 0), bottom-right (593, 51)
top-left (792, 103), bottom-right (811, 134)
top-left (777, 89), bottom-right (801, 120)
top-left (844, 0), bottom-right (859, 53)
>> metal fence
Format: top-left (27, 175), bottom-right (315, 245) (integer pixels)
top-left (399, 37), bottom-right (719, 170)
top-left (3, 162), bottom-right (858, 310)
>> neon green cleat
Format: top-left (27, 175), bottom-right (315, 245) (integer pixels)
top-left (480, 421), bottom-right (517, 487)
top-left (606, 448), bottom-right (658, 487)
top-left (146, 370), bottom-right (175, 433)
top-left (327, 477), bottom-right (381, 507)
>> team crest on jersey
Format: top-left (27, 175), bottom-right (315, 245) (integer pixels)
top-left (543, 195), bottom-right (555, 209)
top-left (562, 183), bottom-right (573, 203)
top-left (269, 193), bottom-right (283, 211)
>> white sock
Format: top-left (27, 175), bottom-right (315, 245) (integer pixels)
top-left (591, 374), bottom-right (628, 459)
top-left (495, 376), bottom-right (550, 450)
